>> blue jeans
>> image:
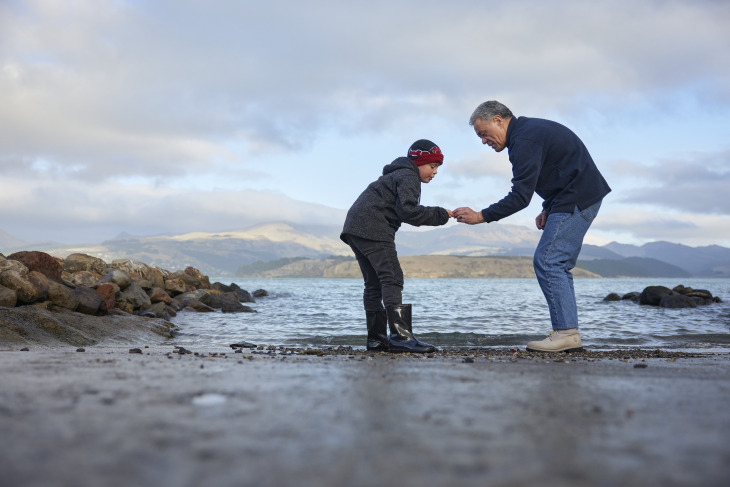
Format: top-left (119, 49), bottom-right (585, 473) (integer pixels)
top-left (533, 201), bottom-right (602, 331)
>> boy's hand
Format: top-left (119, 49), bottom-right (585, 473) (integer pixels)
top-left (446, 209), bottom-right (454, 218)
top-left (452, 207), bottom-right (485, 225)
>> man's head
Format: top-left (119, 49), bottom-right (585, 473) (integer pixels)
top-left (469, 101), bottom-right (513, 152)
top-left (408, 139), bottom-right (443, 183)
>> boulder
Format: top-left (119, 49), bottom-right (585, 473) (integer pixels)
top-left (181, 299), bottom-right (216, 313)
top-left (7, 251), bottom-right (63, 283)
top-left (253, 289), bottom-right (269, 298)
top-left (221, 292), bottom-right (257, 313)
top-left (231, 283), bottom-right (255, 303)
top-left (0, 284), bottom-right (17, 307)
top-left (100, 269), bottom-right (133, 290)
top-left (69, 271), bottom-right (102, 288)
top-left (117, 282), bottom-right (152, 310)
top-left (622, 292), bottom-right (640, 302)
top-left (659, 293), bottom-right (697, 309)
top-left (603, 293), bottom-right (621, 302)
top-left (64, 253), bottom-right (107, 275)
top-left (140, 301), bottom-right (172, 320)
top-left (639, 286), bottom-right (673, 306)
top-left (74, 286), bottom-right (105, 315)
top-left (184, 266), bottom-right (211, 289)
top-left (175, 289), bottom-right (217, 308)
top-left (95, 283), bottom-right (119, 312)
top-left (164, 278), bottom-right (188, 297)
top-left (148, 286), bottom-right (172, 305)
top-left (1, 269), bottom-right (44, 305)
top-left (30, 274), bottom-right (78, 311)
top-left (110, 259), bottom-right (165, 289)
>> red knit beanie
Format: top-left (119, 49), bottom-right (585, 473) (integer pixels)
top-left (407, 139), bottom-right (444, 166)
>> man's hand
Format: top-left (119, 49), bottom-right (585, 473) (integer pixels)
top-left (452, 207), bottom-right (485, 225)
top-left (535, 211), bottom-right (547, 230)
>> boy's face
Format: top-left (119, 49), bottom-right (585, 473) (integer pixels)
top-left (418, 163), bottom-right (440, 183)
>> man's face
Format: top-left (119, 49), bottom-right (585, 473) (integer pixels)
top-left (473, 117), bottom-right (508, 152)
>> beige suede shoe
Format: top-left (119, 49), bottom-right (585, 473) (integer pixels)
top-left (526, 329), bottom-right (583, 352)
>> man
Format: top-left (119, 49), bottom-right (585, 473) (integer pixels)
top-left (453, 100), bottom-right (611, 352)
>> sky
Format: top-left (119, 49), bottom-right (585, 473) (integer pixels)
top-left (1, 0), bottom-right (729, 248)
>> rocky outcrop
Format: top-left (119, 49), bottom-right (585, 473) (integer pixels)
top-left (604, 284), bottom-right (722, 309)
top-left (0, 251), bottom-right (267, 347)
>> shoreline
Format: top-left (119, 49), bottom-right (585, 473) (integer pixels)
top-left (2, 345), bottom-right (729, 486)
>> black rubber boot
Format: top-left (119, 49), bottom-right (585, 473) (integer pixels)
top-left (366, 309), bottom-right (389, 351)
top-left (386, 304), bottom-right (437, 353)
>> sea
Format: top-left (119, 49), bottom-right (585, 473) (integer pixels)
top-left (169, 277), bottom-right (730, 352)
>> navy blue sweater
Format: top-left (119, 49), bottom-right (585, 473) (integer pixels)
top-left (341, 157), bottom-right (449, 243)
top-left (481, 116), bottom-right (611, 223)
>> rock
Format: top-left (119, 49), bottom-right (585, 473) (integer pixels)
top-left (117, 282), bottom-right (152, 310)
top-left (141, 301), bottom-right (171, 320)
top-left (148, 286), bottom-right (172, 304)
top-left (220, 292), bottom-right (257, 313)
top-left (164, 278), bottom-right (188, 297)
top-left (622, 292), bottom-right (640, 302)
top-left (181, 299), bottom-right (216, 312)
top-left (0, 305), bottom-right (177, 347)
top-left (176, 289), bottom-right (216, 308)
top-left (603, 293), bottom-right (621, 302)
top-left (95, 283), bottom-right (119, 312)
top-left (253, 289), bottom-right (269, 298)
top-left (63, 253), bottom-right (107, 275)
top-left (1, 268), bottom-right (44, 305)
top-left (231, 283), bottom-right (255, 303)
top-left (30, 274), bottom-right (78, 311)
top-left (110, 259), bottom-right (165, 289)
top-left (210, 282), bottom-right (232, 293)
top-left (7, 251), bottom-right (63, 283)
top-left (69, 270), bottom-right (102, 288)
top-left (100, 269), bottom-right (133, 290)
top-left (74, 286), bottom-right (105, 315)
top-left (173, 267), bottom-right (210, 289)
top-left (639, 286), bottom-right (673, 306)
top-left (0, 284), bottom-right (17, 307)
top-left (659, 293), bottom-right (697, 308)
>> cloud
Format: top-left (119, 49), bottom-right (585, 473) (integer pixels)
top-left (610, 150), bottom-right (730, 214)
top-left (0, 173), bottom-right (345, 244)
top-left (1, 0), bottom-right (729, 248)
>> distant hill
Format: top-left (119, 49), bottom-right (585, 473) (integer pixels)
top-left (603, 241), bottom-right (730, 276)
top-left (577, 257), bottom-right (692, 278)
top-left (236, 255), bottom-right (600, 279)
top-left (2, 222), bottom-right (728, 277)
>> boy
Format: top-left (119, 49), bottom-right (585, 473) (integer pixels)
top-left (340, 139), bottom-right (453, 353)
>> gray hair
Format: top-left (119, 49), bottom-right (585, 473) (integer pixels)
top-left (469, 101), bottom-right (514, 126)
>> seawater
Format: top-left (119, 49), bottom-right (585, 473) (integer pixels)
top-left (169, 278), bottom-right (730, 351)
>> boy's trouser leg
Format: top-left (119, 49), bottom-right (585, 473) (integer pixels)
top-left (345, 235), bottom-right (403, 311)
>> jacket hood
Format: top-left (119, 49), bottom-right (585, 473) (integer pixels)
top-left (382, 156), bottom-right (417, 176)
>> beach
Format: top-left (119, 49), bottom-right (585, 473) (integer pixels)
top-left (1, 344), bottom-right (729, 487)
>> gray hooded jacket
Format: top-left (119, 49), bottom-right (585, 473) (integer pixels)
top-left (340, 156), bottom-right (449, 243)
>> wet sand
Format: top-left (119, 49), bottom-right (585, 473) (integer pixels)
top-left (1, 345), bottom-right (729, 487)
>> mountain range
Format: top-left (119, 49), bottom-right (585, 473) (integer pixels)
top-left (1, 223), bottom-right (729, 278)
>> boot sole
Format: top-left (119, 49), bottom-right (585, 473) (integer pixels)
top-left (525, 346), bottom-right (584, 353)
top-left (387, 347), bottom-right (437, 354)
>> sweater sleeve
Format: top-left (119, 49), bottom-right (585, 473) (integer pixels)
top-left (481, 138), bottom-right (541, 223)
top-left (395, 174), bottom-right (450, 227)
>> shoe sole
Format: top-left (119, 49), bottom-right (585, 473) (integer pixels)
top-left (525, 346), bottom-right (584, 353)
